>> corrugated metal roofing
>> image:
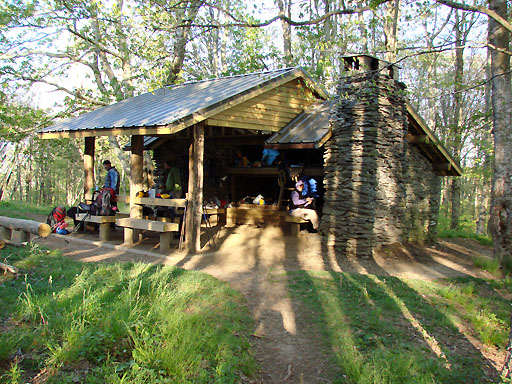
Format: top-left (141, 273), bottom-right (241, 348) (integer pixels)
top-left (264, 99), bottom-right (335, 149)
top-left (38, 67), bottom-right (323, 135)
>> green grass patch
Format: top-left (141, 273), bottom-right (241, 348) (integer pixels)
top-left (438, 228), bottom-right (493, 247)
top-left (286, 271), bottom-right (511, 384)
top-left (437, 210), bottom-right (493, 246)
top-left (0, 201), bottom-right (54, 220)
top-left (0, 244), bottom-right (255, 383)
top-left (473, 256), bottom-right (501, 276)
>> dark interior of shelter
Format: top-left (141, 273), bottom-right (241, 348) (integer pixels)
top-left (151, 130), bottom-right (325, 212)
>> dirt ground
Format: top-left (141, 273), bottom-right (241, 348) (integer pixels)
top-left (31, 224), bottom-right (501, 383)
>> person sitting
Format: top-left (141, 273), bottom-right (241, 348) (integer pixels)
top-left (288, 180), bottom-right (319, 232)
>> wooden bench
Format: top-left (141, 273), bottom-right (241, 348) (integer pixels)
top-left (285, 215), bottom-right (309, 236)
top-left (116, 218), bottom-right (179, 252)
top-left (203, 208), bottom-right (226, 226)
top-left (76, 213), bottom-right (117, 241)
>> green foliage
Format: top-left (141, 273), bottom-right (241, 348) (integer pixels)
top-left (438, 207), bottom-right (493, 246)
top-left (286, 271), bottom-right (511, 383)
top-left (0, 244), bottom-right (255, 383)
top-left (473, 256), bottom-right (501, 276)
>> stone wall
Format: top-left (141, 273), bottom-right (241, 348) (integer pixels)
top-left (322, 71), bottom-right (441, 258)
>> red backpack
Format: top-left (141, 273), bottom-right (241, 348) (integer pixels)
top-left (47, 206), bottom-right (66, 232)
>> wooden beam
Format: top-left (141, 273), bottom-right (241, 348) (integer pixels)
top-left (252, 93), bottom-right (313, 108)
top-left (228, 103), bottom-right (299, 118)
top-left (264, 143), bottom-right (317, 149)
top-left (185, 122), bottom-right (204, 254)
top-left (406, 104), bottom-right (463, 176)
top-left (238, 100), bottom-right (304, 114)
top-left (219, 106), bottom-right (298, 121)
top-left (84, 137), bottom-right (95, 201)
top-left (206, 119), bottom-right (281, 131)
top-left (406, 134), bottom-right (431, 145)
top-left (210, 113), bottom-right (291, 127)
top-left (126, 135), bottom-right (144, 245)
top-left (433, 163), bottom-right (453, 172)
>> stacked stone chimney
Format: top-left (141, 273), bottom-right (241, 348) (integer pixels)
top-left (321, 55), bottom-right (440, 259)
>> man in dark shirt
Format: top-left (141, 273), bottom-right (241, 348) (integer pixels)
top-left (102, 160), bottom-right (120, 194)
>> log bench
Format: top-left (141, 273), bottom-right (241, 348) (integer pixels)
top-left (76, 213), bottom-right (116, 242)
top-left (0, 216), bottom-right (51, 242)
top-left (116, 218), bottom-right (179, 252)
top-left (284, 215), bottom-right (309, 236)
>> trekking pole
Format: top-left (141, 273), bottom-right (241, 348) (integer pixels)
top-left (202, 205), bottom-right (216, 249)
top-left (178, 200), bottom-right (187, 252)
top-left (65, 212), bottom-right (90, 244)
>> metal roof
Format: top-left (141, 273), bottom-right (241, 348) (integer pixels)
top-left (264, 99), bottom-right (335, 149)
top-left (38, 67), bottom-right (326, 137)
top-left (264, 99), bottom-right (461, 176)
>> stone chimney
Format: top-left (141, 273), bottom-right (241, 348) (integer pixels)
top-left (321, 54), bottom-right (409, 258)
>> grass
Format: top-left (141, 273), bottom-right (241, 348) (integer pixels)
top-left (437, 210), bottom-right (493, 247)
top-left (0, 244), bottom-right (255, 383)
top-left (0, 201), bottom-right (54, 220)
top-left (286, 271), bottom-right (511, 384)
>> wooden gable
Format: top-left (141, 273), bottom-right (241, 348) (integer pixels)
top-left (206, 79), bottom-right (319, 132)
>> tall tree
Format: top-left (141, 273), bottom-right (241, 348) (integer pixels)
top-left (276, 0), bottom-right (292, 66)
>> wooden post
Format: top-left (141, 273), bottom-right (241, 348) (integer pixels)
top-left (84, 137), bottom-right (95, 202)
top-left (185, 122), bottom-right (204, 253)
top-left (0, 226), bottom-right (12, 240)
top-left (99, 223), bottom-right (111, 242)
top-left (125, 135), bottom-right (144, 246)
top-left (17, 231), bottom-right (30, 243)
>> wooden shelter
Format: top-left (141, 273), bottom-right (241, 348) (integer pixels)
top-left (38, 68), bottom-right (329, 253)
top-left (38, 60), bottom-right (461, 255)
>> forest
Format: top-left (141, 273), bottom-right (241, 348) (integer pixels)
top-left (0, 0), bottom-right (510, 268)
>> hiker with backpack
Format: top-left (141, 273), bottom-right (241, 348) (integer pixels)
top-left (102, 160), bottom-right (120, 211)
top-left (102, 160), bottom-right (120, 194)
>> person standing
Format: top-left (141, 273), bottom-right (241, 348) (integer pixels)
top-left (102, 160), bottom-right (120, 194)
top-left (164, 160), bottom-right (182, 198)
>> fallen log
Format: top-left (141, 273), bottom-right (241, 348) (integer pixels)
top-left (0, 216), bottom-right (51, 238)
top-left (0, 261), bottom-right (18, 274)
top-left (2, 239), bottom-right (28, 247)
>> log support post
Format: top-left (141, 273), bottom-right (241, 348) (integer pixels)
top-left (99, 223), bottom-right (111, 242)
top-left (125, 135), bottom-right (144, 246)
top-left (17, 231), bottom-right (30, 243)
top-left (185, 122), bottom-right (205, 254)
top-left (160, 232), bottom-right (171, 252)
top-left (84, 137), bottom-right (95, 203)
top-left (0, 226), bottom-right (12, 240)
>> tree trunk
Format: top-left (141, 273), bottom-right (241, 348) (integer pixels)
top-left (185, 123), bottom-right (204, 254)
top-left (383, 0), bottom-right (400, 62)
top-left (84, 137), bottom-right (95, 202)
top-left (476, 181), bottom-right (489, 235)
top-left (358, 1), bottom-right (368, 53)
top-left (166, 0), bottom-right (202, 84)
top-left (276, 0), bottom-right (292, 66)
top-left (450, 11), bottom-right (466, 230)
top-left (488, 0), bottom-right (512, 273)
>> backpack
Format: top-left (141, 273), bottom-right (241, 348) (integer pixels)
top-left (90, 188), bottom-right (116, 216)
top-left (47, 206), bottom-right (66, 232)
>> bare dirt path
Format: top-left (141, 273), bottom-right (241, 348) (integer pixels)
top-left (33, 225), bottom-right (497, 383)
